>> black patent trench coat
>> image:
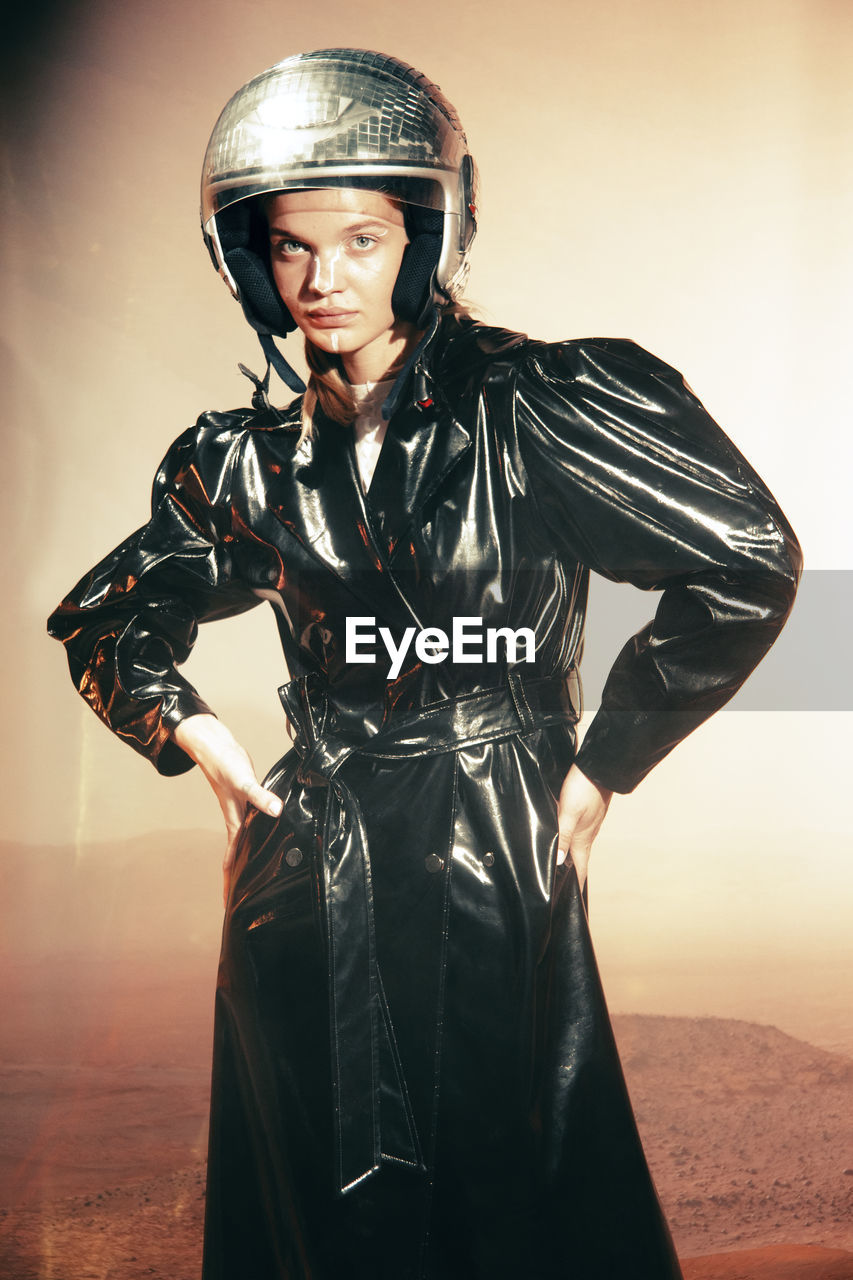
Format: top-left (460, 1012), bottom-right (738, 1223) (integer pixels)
top-left (48, 316), bottom-right (800, 1280)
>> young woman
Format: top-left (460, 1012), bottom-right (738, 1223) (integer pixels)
top-left (48, 49), bottom-right (801, 1280)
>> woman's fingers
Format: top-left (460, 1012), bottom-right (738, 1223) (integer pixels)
top-left (222, 828), bottom-right (242, 907)
top-left (556, 764), bottom-right (614, 883)
top-left (221, 796), bottom-right (256, 906)
top-left (171, 715), bottom-right (283, 904)
top-left (243, 779), bottom-right (283, 818)
top-left (219, 783), bottom-right (282, 907)
top-left (565, 834), bottom-right (593, 889)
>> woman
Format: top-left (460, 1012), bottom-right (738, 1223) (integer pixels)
top-left (48, 49), bottom-right (801, 1280)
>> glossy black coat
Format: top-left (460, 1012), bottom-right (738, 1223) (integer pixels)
top-left (48, 316), bottom-right (800, 1279)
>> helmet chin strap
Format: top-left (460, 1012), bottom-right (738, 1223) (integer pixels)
top-left (258, 332), bottom-right (308, 395)
top-left (380, 307), bottom-right (440, 421)
top-left (244, 306), bottom-right (440, 416)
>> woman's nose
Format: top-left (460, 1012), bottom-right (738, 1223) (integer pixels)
top-left (308, 247), bottom-right (344, 295)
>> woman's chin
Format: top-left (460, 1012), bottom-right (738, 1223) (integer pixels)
top-left (304, 327), bottom-right (360, 356)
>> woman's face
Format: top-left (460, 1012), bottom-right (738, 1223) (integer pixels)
top-left (266, 188), bottom-right (414, 382)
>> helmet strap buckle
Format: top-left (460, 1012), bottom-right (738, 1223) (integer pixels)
top-left (237, 360), bottom-right (273, 411)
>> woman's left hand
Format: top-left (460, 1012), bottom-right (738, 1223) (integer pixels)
top-left (556, 764), bottom-right (614, 890)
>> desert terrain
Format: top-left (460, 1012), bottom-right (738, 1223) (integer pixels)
top-left (1, 834), bottom-right (851, 1279)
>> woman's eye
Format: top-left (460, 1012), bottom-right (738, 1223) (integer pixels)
top-left (351, 235), bottom-right (377, 251)
top-left (273, 239), bottom-right (307, 256)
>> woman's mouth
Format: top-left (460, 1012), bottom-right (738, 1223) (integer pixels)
top-left (306, 310), bottom-right (358, 328)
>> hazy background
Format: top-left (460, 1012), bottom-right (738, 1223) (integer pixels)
top-left (3, 0), bottom-right (852, 1063)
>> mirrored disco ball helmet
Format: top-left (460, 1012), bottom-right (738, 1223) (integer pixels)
top-left (201, 48), bottom-right (478, 360)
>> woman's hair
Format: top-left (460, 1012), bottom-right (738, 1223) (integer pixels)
top-left (296, 300), bottom-right (474, 446)
top-left (301, 340), bottom-right (358, 434)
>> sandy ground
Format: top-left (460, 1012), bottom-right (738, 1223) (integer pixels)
top-left (2, 836), bottom-right (852, 1277)
top-left (1, 1172), bottom-right (852, 1280)
top-left (614, 1015), bottom-right (853, 1257)
top-left (1, 1011), bottom-right (851, 1279)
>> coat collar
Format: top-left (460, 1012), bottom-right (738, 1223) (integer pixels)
top-left (262, 313), bottom-right (523, 621)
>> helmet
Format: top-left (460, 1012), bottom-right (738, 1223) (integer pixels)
top-left (201, 49), bottom-right (477, 349)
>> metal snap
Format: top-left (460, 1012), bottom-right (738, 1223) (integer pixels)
top-left (285, 847), bottom-right (304, 867)
top-left (424, 853), bottom-right (445, 873)
top-left (482, 851), bottom-right (495, 867)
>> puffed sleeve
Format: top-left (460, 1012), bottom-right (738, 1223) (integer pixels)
top-left (47, 413), bottom-right (262, 776)
top-left (513, 338), bottom-right (802, 793)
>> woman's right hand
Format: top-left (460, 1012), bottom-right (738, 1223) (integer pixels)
top-left (172, 713), bottom-right (283, 906)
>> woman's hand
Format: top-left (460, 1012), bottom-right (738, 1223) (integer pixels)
top-left (172, 713), bottom-right (282, 905)
top-left (556, 763), bottom-right (613, 891)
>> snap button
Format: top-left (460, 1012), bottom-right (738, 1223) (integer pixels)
top-left (285, 847), bottom-right (304, 867)
top-left (482, 852), bottom-right (495, 867)
top-left (424, 853), bottom-right (445, 873)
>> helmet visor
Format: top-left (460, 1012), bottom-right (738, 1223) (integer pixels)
top-left (203, 170), bottom-right (457, 229)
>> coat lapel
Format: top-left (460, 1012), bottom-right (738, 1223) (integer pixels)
top-left (255, 411), bottom-right (434, 633)
top-left (364, 389), bottom-right (472, 562)
top-left (257, 347), bottom-right (474, 629)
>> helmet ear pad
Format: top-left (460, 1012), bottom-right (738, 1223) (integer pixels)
top-left (218, 200), bottom-right (297, 336)
top-left (392, 206), bottom-right (443, 326)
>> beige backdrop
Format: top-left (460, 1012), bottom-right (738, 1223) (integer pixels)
top-left (3, 0), bottom-right (852, 1061)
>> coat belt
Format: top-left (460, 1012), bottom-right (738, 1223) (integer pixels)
top-left (277, 670), bottom-right (580, 1195)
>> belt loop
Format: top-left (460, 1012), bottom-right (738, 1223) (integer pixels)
top-left (506, 670), bottom-right (535, 733)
